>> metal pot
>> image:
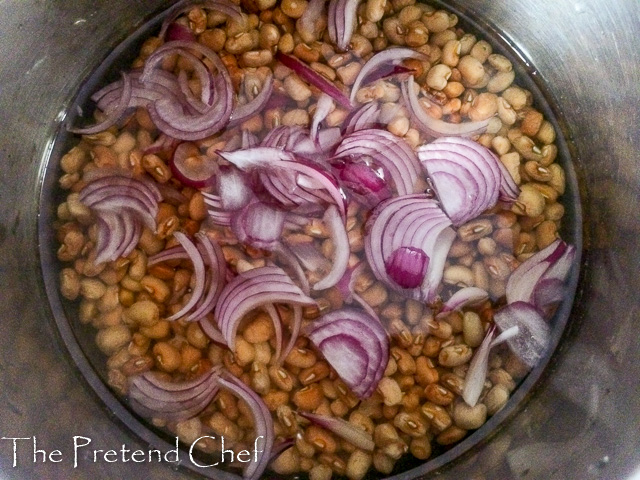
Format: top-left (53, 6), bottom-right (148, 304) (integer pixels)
top-left (1, 0), bottom-right (638, 478)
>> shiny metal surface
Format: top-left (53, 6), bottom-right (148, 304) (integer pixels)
top-left (0, 0), bottom-right (638, 478)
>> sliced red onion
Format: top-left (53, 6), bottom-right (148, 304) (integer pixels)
top-left (493, 301), bottom-right (551, 368)
top-left (332, 159), bottom-right (392, 208)
top-left (164, 22), bottom-right (196, 42)
top-left (218, 147), bottom-right (347, 219)
top-left (142, 41), bottom-right (233, 140)
top-left (462, 326), bottom-right (495, 407)
top-left (440, 286), bottom-right (490, 314)
top-left (350, 48), bottom-right (426, 104)
top-left (327, 0), bottom-right (360, 52)
top-left (310, 94), bottom-right (334, 142)
top-left (334, 128), bottom-right (425, 199)
top-left (432, 136), bottom-right (520, 204)
top-left (402, 76), bottom-right (490, 138)
top-left (215, 165), bottom-right (253, 211)
top-left (144, 133), bottom-right (181, 156)
top-left (313, 205), bottom-right (350, 291)
top-left (128, 367), bottom-right (221, 422)
top-left (165, 232), bottom-right (207, 321)
top-left (68, 72), bottom-right (133, 135)
top-left (158, 0), bottom-right (244, 40)
top-left (231, 200), bottom-right (286, 251)
top-left (286, 242), bottom-right (331, 274)
top-left (419, 138), bottom-right (508, 225)
top-left (506, 239), bottom-right (576, 310)
top-left (299, 412), bottom-right (375, 451)
top-left (169, 142), bottom-right (217, 188)
top-left (214, 265), bottom-right (316, 353)
top-left (364, 194), bottom-right (455, 302)
top-left (216, 371), bottom-right (274, 480)
top-left (276, 52), bottom-right (352, 109)
top-left (228, 72), bottom-right (274, 127)
top-left (306, 307), bottom-right (388, 398)
top-left (342, 102), bottom-right (382, 135)
top-left (188, 232), bottom-right (227, 321)
top-left (198, 314), bottom-right (227, 344)
top-left (385, 246), bottom-right (429, 289)
top-left (242, 130), bottom-right (259, 149)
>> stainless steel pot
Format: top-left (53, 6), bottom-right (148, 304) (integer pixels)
top-left (1, 0), bottom-right (638, 478)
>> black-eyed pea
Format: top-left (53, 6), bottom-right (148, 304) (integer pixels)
top-left (443, 265), bottom-right (474, 287)
top-left (138, 227), bottom-right (165, 255)
top-left (405, 21), bottom-right (428, 48)
top-left (548, 163), bottom-right (566, 194)
top-left (424, 383), bottom-right (454, 406)
top-left (391, 347), bottom-right (416, 375)
top-left (374, 422), bottom-right (401, 447)
top-left (488, 368), bottom-right (516, 392)
top-left (141, 153), bottom-right (171, 183)
top-left (60, 146), bottom-right (87, 174)
top-left (269, 365), bottom-right (294, 392)
top-left (360, 281), bottom-right (388, 307)
top-left (345, 450), bottom-right (372, 480)
top-left (97, 284), bottom-right (120, 312)
top-left (139, 319), bottom-right (170, 340)
top-left (282, 108), bottom-right (310, 126)
top-left (299, 361), bottom-right (330, 385)
top-left (457, 55), bottom-right (485, 86)
top-left (544, 202), bottom-right (565, 222)
top-left (535, 220), bottom-right (559, 249)
top-left (309, 464), bottom-right (333, 480)
top-left (199, 28), bottom-right (226, 52)
top-left (415, 356), bottom-right (439, 386)
top-left (458, 32), bottom-right (476, 55)
top-left (293, 383), bottom-right (324, 410)
top-left (281, 0), bottom-right (308, 18)
top-left (350, 33), bottom-right (373, 57)
top-left (513, 183), bottom-right (546, 217)
top-left (60, 268), bottom-right (81, 300)
top-left (387, 115), bottom-right (410, 137)
top-left (121, 354), bottom-right (154, 376)
top-left (377, 377), bottom-right (403, 406)
top-left (438, 345), bottom-right (472, 368)
top-left (520, 109), bottom-right (544, 137)
top-left (487, 70), bottom-right (515, 93)
top-left (278, 33), bottom-right (295, 53)
top-left (80, 278), bottom-right (107, 300)
top-left (95, 325), bottom-right (131, 356)
top-left (394, 411), bottom-right (427, 438)
top-left (442, 80), bottom-right (465, 98)
top-left (468, 92), bottom-right (498, 122)
top-left (458, 218), bottom-right (494, 242)
top-left (483, 384), bottom-right (510, 415)
top-left (234, 337), bottom-right (255, 367)
top-left (178, 344), bottom-right (202, 373)
top-left (382, 17), bottom-right (406, 46)
top-left (284, 74), bottom-right (313, 102)
top-left (497, 97), bottom-right (518, 125)
top-left (484, 255), bottom-right (512, 280)
top-left (263, 390), bottom-right (291, 411)
top-left (365, 0), bottom-right (386, 22)
top-left (152, 341), bottom-right (181, 372)
top-left (539, 144), bottom-right (558, 167)
top-left (125, 300), bottom-right (159, 327)
top-left (426, 64), bottom-right (452, 91)
top-left (305, 424), bottom-right (338, 453)
top-left (372, 450), bottom-right (395, 475)
top-left (536, 120), bottom-right (556, 145)
top-left (285, 347), bottom-right (317, 368)
top-left (421, 401), bottom-right (452, 432)
top-left (337, 61), bottom-right (362, 86)
top-left (436, 425), bottom-right (467, 445)
top-left (410, 436), bottom-right (432, 460)
top-left (453, 400), bottom-right (487, 430)
top-left (502, 86), bottom-right (530, 110)
top-left (423, 10), bottom-right (449, 33)
top-left (243, 312), bottom-right (274, 343)
top-left (140, 275), bottom-right (170, 303)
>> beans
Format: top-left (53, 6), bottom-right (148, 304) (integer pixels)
top-left (453, 401), bottom-right (487, 430)
top-left (436, 425), bottom-right (467, 445)
top-left (468, 92), bottom-right (498, 121)
top-left (346, 450), bottom-right (372, 480)
top-left (125, 300), bottom-right (159, 327)
top-left (394, 411), bottom-right (427, 437)
top-left (377, 377), bottom-right (403, 406)
top-left (443, 265), bottom-right (474, 287)
top-left (439, 344), bottom-right (473, 367)
top-left (306, 425), bottom-right (338, 453)
top-left (269, 366), bottom-right (295, 392)
top-left (96, 325), bottom-right (131, 355)
top-left (336, 61), bottom-right (362, 86)
top-left (410, 436), bottom-right (431, 460)
top-left (424, 384), bottom-right (454, 406)
top-left (487, 70), bottom-right (515, 93)
top-left (80, 278), bottom-right (106, 300)
top-left (458, 55), bottom-right (485, 85)
top-left (365, 0), bottom-right (387, 22)
top-left (300, 361), bottom-right (330, 385)
top-left (458, 218), bottom-right (493, 242)
top-left (60, 268), bottom-right (80, 300)
top-left (514, 183), bottom-right (546, 217)
top-left (284, 74), bottom-right (313, 102)
top-left (293, 383), bottom-right (324, 410)
top-left (281, 0), bottom-right (308, 18)
top-left (285, 347), bottom-right (317, 368)
top-left (426, 64), bottom-right (452, 91)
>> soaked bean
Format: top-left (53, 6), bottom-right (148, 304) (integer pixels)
top-left (378, 377), bottom-right (403, 406)
top-left (484, 384), bottom-right (510, 415)
top-left (453, 400), bottom-right (487, 429)
top-left (439, 344), bottom-right (473, 367)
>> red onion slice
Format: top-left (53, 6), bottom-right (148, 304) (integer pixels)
top-left (68, 72), bottom-right (133, 134)
top-left (385, 246), bottom-right (429, 289)
top-left (327, 0), bottom-right (360, 51)
top-left (188, 232), bottom-right (227, 321)
top-left (310, 94), bottom-right (334, 142)
top-left (218, 147), bottom-right (347, 219)
top-left (462, 326), bottom-right (495, 407)
top-left (332, 160), bottom-right (393, 208)
top-left (350, 48), bottom-right (426, 104)
top-left (432, 136), bottom-right (520, 203)
top-left (334, 128), bottom-right (425, 198)
top-left (214, 166), bottom-right (253, 211)
top-left (306, 308), bottom-right (388, 398)
top-left (493, 301), bottom-right (551, 368)
top-left (276, 52), bottom-right (352, 109)
top-left (164, 22), bottom-right (196, 42)
top-left (365, 194), bottom-right (455, 302)
top-left (313, 205), bottom-right (350, 291)
top-left (228, 72), bottom-right (274, 127)
top-left (440, 286), bottom-right (490, 314)
top-left (214, 266), bottom-right (316, 352)
top-left (169, 142), bottom-right (217, 188)
top-left (166, 232), bottom-right (207, 321)
top-left (342, 102), bottom-right (382, 135)
top-left (216, 372), bottom-right (274, 480)
top-left (128, 367), bottom-right (221, 422)
top-left (298, 412), bottom-right (375, 451)
top-left (402, 76), bottom-right (490, 138)
top-left (231, 200), bottom-right (287, 251)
